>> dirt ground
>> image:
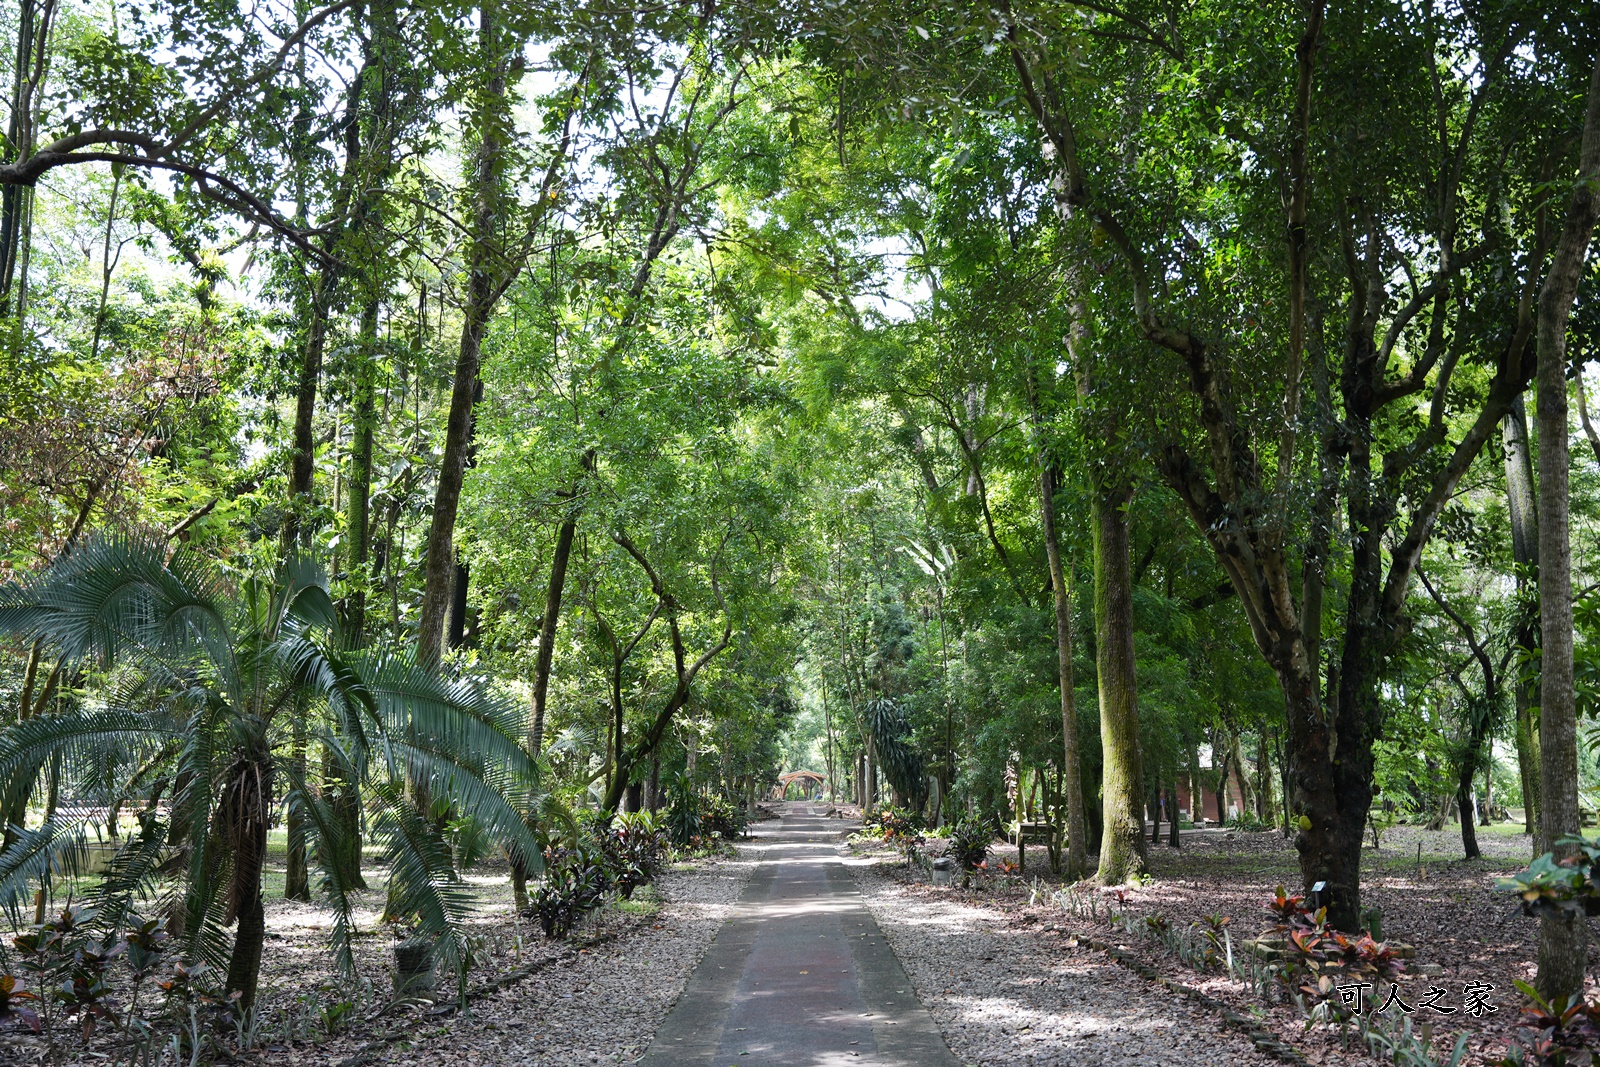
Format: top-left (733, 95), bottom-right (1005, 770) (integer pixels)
top-left (851, 817), bottom-right (1573, 1066)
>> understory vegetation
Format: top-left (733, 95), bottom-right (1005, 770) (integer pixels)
top-left (1, 0), bottom-right (1599, 1063)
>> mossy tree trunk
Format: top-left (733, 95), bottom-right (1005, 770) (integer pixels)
top-left (1534, 51), bottom-right (1600, 1000)
top-left (1503, 396), bottom-right (1541, 840)
top-left (1090, 477), bottom-right (1147, 884)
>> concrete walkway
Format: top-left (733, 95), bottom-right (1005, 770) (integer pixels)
top-left (640, 806), bottom-right (959, 1067)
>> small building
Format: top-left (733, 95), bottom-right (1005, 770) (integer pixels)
top-left (1174, 767), bottom-right (1249, 824)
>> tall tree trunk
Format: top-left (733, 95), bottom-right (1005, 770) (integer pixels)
top-left (1090, 478), bottom-right (1147, 883)
top-left (283, 705), bottom-right (311, 902)
top-left (513, 500), bottom-right (579, 906)
top-left (530, 497), bottom-right (582, 755)
top-left (417, 0), bottom-right (510, 665)
top-left (1256, 731), bottom-right (1278, 823)
top-left (1228, 732), bottom-right (1253, 816)
top-left (1035, 431), bottom-right (1088, 878)
top-left (282, 275), bottom-right (335, 553)
top-left (1167, 766), bottom-right (1180, 847)
top-left (0, 0), bottom-right (50, 319)
top-left (1189, 744), bottom-right (1205, 828)
top-left (448, 560), bottom-right (470, 650)
top-left (1148, 776), bottom-right (1162, 844)
top-left (1213, 743), bottom-right (1232, 827)
top-left (1457, 767), bottom-right (1481, 860)
top-left (1504, 395), bottom-right (1542, 839)
top-left (1534, 50), bottom-right (1600, 1002)
top-left (344, 297), bottom-right (380, 642)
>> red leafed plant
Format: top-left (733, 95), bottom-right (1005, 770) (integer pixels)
top-left (0, 973), bottom-right (41, 1033)
top-left (1266, 886), bottom-right (1309, 924)
top-left (1494, 980), bottom-right (1600, 1067)
top-left (1263, 887), bottom-right (1404, 1017)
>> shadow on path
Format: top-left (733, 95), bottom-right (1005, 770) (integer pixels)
top-left (640, 805), bottom-right (958, 1067)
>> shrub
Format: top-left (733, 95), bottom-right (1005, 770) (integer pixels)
top-left (700, 795), bottom-right (747, 841)
top-left (1499, 836), bottom-right (1600, 919)
top-left (864, 805), bottom-right (923, 839)
top-left (529, 846), bottom-right (612, 938)
top-left (947, 817), bottom-right (991, 871)
top-left (1263, 886), bottom-right (1404, 1016)
top-left (1494, 839), bottom-right (1600, 1064)
top-left (1494, 981), bottom-right (1600, 1067)
top-left (593, 811), bottom-right (667, 899)
top-left (664, 773), bottom-right (703, 848)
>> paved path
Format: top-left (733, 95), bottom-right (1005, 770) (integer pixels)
top-left (640, 806), bottom-right (959, 1067)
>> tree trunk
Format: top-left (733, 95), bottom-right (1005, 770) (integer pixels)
top-left (1189, 745), bottom-right (1205, 828)
top-left (417, 1), bottom-right (510, 665)
top-left (282, 272), bottom-right (335, 553)
top-left (1459, 767), bottom-right (1478, 857)
top-left (1213, 745), bottom-right (1231, 827)
top-left (530, 506), bottom-right (580, 755)
top-left (284, 705), bottom-right (310, 902)
top-left (1228, 732), bottom-right (1253, 817)
top-left (1148, 778), bottom-right (1162, 844)
top-left (1504, 395), bottom-right (1542, 839)
top-left (448, 560), bottom-right (470, 650)
top-left (0, 0), bottom-right (48, 319)
top-left (223, 758), bottom-right (273, 1012)
top-left (1091, 478), bottom-right (1147, 883)
top-left (1037, 450), bottom-right (1089, 878)
top-left (1534, 50), bottom-right (1600, 1002)
top-left (1167, 767), bottom-right (1180, 848)
top-left (344, 297), bottom-right (380, 642)
top-left (3, 647), bottom-right (58, 849)
top-left (1256, 731), bottom-right (1278, 823)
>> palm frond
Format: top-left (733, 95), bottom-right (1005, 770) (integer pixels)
top-left (279, 763), bottom-right (361, 978)
top-left (368, 782), bottom-right (474, 993)
top-left (0, 533), bottom-right (231, 675)
top-left (93, 818), bottom-right (179, 932)
top-left (384, 742), bottom-right (545, 875)
top-left (0, 708), bottom-right (182, 821)
top-left (0, 818), bottom-right (92, 920)
top-left (357, 654), bottom-right (533, 778)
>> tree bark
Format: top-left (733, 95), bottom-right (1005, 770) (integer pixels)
top-left (417, 1), bottom-right (510, 665)
top-left (283, 704), bottom-right (310, 902)
top-left (1167, 767), bottom-right (1180, 847)
top-left (1090, 477), bottom-right (1147, 883)
top-left (1228, 732), bottom-right (1253, 817)
top-left (344, 296), bottom-right (380, 643)
top-left (222, 757), bottom-right (273, 1012)
top-left (0, 0), bottom-right (51, 319)
top-left (598, 532), bottom-right (731, 812)
top-left (1534, 49), bottom-right (1600, 1002)
top-left (1032, 403), bottom-right (1089, 879)
top-left (447, 560), bottom-right (470, 650)
top-left (1213, 741), bottom-right (1231, 827)
top-left (1503, 395), bottom-right (1542, 839)
top-left (531, 489), bottom-right (584, 756)
top-left (1256, 730), bottom-right (1278, 823)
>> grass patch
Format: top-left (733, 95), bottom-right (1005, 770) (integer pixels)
top-left (613, 885), bottom-right (662, 918)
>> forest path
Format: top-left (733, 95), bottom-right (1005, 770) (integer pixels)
top-left (638, 805), bottom-right (958, 1067)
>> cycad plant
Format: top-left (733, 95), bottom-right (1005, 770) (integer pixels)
top-left (0, 534), bottom-right (545, 1010)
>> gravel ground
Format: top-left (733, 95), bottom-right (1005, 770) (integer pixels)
top-left (850, 859), bottom-right (1281, 1067)
top-left (337, 851), bottom-right (763, 1067)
